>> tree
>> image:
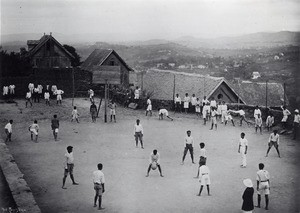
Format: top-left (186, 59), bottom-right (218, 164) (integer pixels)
top-left (63, 44), bottom-right (81, 67)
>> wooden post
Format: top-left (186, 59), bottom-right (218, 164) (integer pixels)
top-left (265, 80), bottom-right (268, 108)
top-left (97, 98), bottom-right (102, 118)
top-left (173, 74), bottom-right (176, 109)
top-left (104, 80), bottom-right (108, 123)
top-left (72, 68), bottom-right (75, 106)
top-left (283, 82), bottom-right (286, 106)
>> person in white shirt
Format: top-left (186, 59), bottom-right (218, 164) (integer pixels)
top-left (255, 114), bottom-right (263, 134)
top-left (93, 163), bottom-right (105, 210)
top-left (174, 94), bottom-right (182, 113)
top-left (51, 85), bottom-right (57, 97)
top-left (134, 86), bottom-right (140, 101)
top-left (146, 97), bottom-right (152, 116)
top-left (4, 120), bottom-right (13, 142)
top-left (88, 89), bottom-right (94, 103)
top-left (197, 163), bottom-right (211, 196)
top-left (55, 89), bottom-right (64, 105)
top-left (158, 108), bottom-right (173, 121)
top-left (109, 100), bottom-right (117, 122)
top-left (201, 96), bottom-right (209, 114)
top-left (25, 91), bottom-right (32, 108)
top-left (238, 132), bottom-right (248, 168)
top-left (195, 98), bottom-right (201, 117)
top-left (220, 101), bottom-right (228, 123)
top-left (3, 86), bottom-right (9, 96)
top-left (9, 85), bottom-right (15, 95)
top-left (37, 84), bottom-right (43, 100)
top-left (265, 112), bottom-right (274, 132)
top-left (71, 106), bottom-right (80, 123)
top-left (255, 163), bottom-right (270, 210)
top-left (191, 94), bottom-right (197, 113)
top-left (44, 90), bottom-right (50, 105)
top-left (202, 103), bottom-right (211, 125)
top-left (210, 107), bottom-right (218, 130)
top-left (224, 110), bottom-right (235, 126)
top-left (134, 119), bottom-right (144, 149)
top-left (254, 106), bottom-right (262, 120)
top-left (217, 101), bottom-right (222, 120)
top-left (265, 130), bottom-right (280, 158)
top-left (183, 93), bottom-right (190, 114)
top-left (281, 105), bottom-right (291, 129)
top-left (28, 83), bottom-right (34, 93)
top-left (210, 97), bottom-right (217, 109)
top-left (146, 149), bottom-right (164, 177)
top-left (181, 130), bottom-right (195, 164)
top-left (28, 120), bottom-right (39, 142)
top-left (293, 109), bottom-right (300, 140)
top-left (62, 146), bottom-right (79, 189)
top-left (195, 142), bottom-right (207, 178)
top-left (230, 109), bottom-right (250, 126)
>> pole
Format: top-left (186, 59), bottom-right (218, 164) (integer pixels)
top-left (97, 98), bottom-right (102, 118)
top-left (104, 80), bottom-right (108, 123)
top-left (265, 80), bottom-right (268, 108)
top-left (72, 68), bottom-right (75, 106)
top-left (237, 78), bottom-right (240, 110)
top-left (283, 82), bottom-right (286, 106)
top-left (173, 74), bottom-right (176, 109)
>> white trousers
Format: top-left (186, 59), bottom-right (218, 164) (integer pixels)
top-left (240, 147), bottom-right (247, 166)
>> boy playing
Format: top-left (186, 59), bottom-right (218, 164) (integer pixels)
top-left (71, 106), bottom-right (80, 123)
top-left (158, 108), bottom-right (173, 121)
top-left (202, 103), bottom-right (210, 125)
top-left (181, 130), bottom-right (195, 164)
top-left (195, 98), bottom-right (201, 117)
top-left (28, 120), bottom-right (39, 142)
top-left (109, 100), bottom-right (117, 122)
top-left (146, 149), bottom-right (164, 177)
top-left (183, 93), bottom-right (190, 114)
top-left (134, 119), bottom-right (144, 149)
top-left (265, 130), bottom-right (280, 158)
top-left (25, 90), bottom-right (33, 108)
top-left (174, 94), bottom-right (182, 113)
top-left (93, 163), bottom-right (105, 210)
top-left (195, 143), bottom-right (207, 178)
top-left (51, 114), bottom-right (59, 141)
top-left (224, 110), bottom-right (235, 126)
top-left (255, 163), bottom-right (270, 210)
top-left (55, 89), bottom-right (64, 105)
top-left (62, 146), bottom-right (79, 189)
top-left (255, 114), bottom-right (263, 134)
top-left (197, 162), bottom-right (211, 196)
top-left (146, 97), bottom-right (152, 116)
top-left (44, 90), bottom-right (50, 106)
top-left (265, 112), bottom-right (274, 131)
top-left (210, 107), bottom-right (217, 130)
top-left (238, 132), bottom-right (248, 168)
top-left (4, 120), bottom-right (13, 142)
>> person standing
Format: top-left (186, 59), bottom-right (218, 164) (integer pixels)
top-left (90, 102), bottom-right (97, 123)
top-left (242, 179), bottom-right (254, 213)
top-left (181, 130), bottom-right (195, 164)
top-left (88, 89), bottom-right (95, 103)
top-left (254, 106), bottom-right (262, 120)
top-left (238, 132), bottom-right (248, 168)
top-left (28, 120), bottom-right (39, 142)
top-left (265, 130), bottom-right (280, 158)
top-left (195, 98), bottom-right (201, 117)
top-left (37, 84), bottom-right (43, 101)
top-left (281, 105), bottom-right (291, 129)
top-left (55, 89), bottom-right (64, 105)
top-left (201, 96), bottom-right (209, 115)
top-left (62, 146), bottom-right (79, 189)
top-left (220, 101), bottom-right (228, 124)
top-left (224, 110), bottom-right (235, 126)
top-left (183, 93), bottom-right (190, 114)
top-left (51, 114), bottom-right (59, 141)
top-left (109, 100), bottom-right (117, 122)
top-left (174, 94), bottom-right (182, 113)
top-left (134, 86), bottom-right (140, 103)
top-left (197, 162), bottom-right (211, 196)
top-left (4, 120), bottom-right (13, 142)
top-left (255, 114), bottom-right (263, 134)
top-left (44, 90), bottom-right (50, 106)
top-left (134, 119), bottom-right (144, 149)
top-left (292, 109), bottom-right (300, 140)
top-left (28, 83), bottom-right (34, 93)
top-left (191, 94), bottom-right (197, 113)
top-left (33, 87), bottom-right (39, 103)
top-left (210, 107), bottom-right (218, 130)
top-left (71, 106), bottom-right (80, 123)
top-left (202, 103), bottom-right (210, 125)
top-left (265, 112), bottom-right (274, 132)
top-left (146, 97), bottom-right (152, 116)
top-left (146, 149), bottom-right (164, 177)
top-left (210, 97), bottom-right (217, 110)
top-left (25, 90), bottom-right (33, 108)
top-left (195, 142), bottom-right (207, 178)
top-left (93, 163), bottom-right (105, 210)
top-left (255, 163), bottom-right (270, 210)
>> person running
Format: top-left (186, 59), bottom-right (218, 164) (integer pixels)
top-left (62, 146), bottom-right (79, 189)
top-left (265, 112), bottom-right (274, 132)
top-left (93, 163), bottom-right (105, 210)
top-left (238, 132), bottom-right (248, 168)
top-left (90, 102), bottom-right (97, 123)
top-left (71, 106), bottom-right (80, 123)
top-left (174, 94), bottom-right (182, 113)
top-left (146, 149), bottom-right (164, 177)
top-left (292, 109), bottom-right (300, 140)
top-left (158, 108), bottom-right (173, 121)
top-left (146, 97), bottom-right (152, 116)
top-left (25, 90), bottom-right (33, 108)
top-left (181, 130), bottom-right (195, 164)
top-left (109, 100), bottom-right (117, 122)
top-left (195, 142), bottom-right (207, 178)
top-left (134, 119), bottom-right (144, 149)
top-left (4, 120), bottom-right (13, 142)
top-left (197, 162), bottom-right (211, 196)
top-left (210, 107), bottom-right (217, 130)
top-left (255, 163), bottom-right (270, 210)
top-left (44, 90), bottom-right (50, 106)
top-left (255, 114), bottom-right (263, 134)
top-left (242, 179), bottom-right (254, 213)
top-left (51, 114), bottom-right (59, 141)
top-left (28, 120), bottom-right (39, 142)
top-left (265, 130), bottom-right (280, 158)
top-left (281, 105), bottom-right (291, 129)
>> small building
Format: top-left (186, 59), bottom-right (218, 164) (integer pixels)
top-left (26, 33), bottom-right (74, 68)
top-left (252, 72), bottom-right (261, 79)
top-left (81, 49), bottom-right (133, 87)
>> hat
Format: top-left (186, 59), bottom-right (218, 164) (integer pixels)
top-left (243, 179), bottom-right (253, 188)
top-left (295, 109), bottom-right (299, 113)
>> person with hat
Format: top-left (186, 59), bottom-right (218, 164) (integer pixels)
top-left (242, 178), bottom-right (254, 213)
top-left (62, 146), bottom-right (79, 189)
top-left (293, 109), bottom-right (300, 140)
top-left (146, 149), bottom-right (163, 177)
top-left (255, 163), bottom-right (270, 210)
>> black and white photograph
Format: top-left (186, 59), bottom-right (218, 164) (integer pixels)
top-left (0, 0), bottom-right (299, 212)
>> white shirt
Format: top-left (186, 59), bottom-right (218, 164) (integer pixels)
top-left (294, 114), bottom-right (300, 123)
top-left (26, 92), bottom-right (32, 98)
top-left (184, 96), bottom-right (190, 103)
top-left (199, 148), bottom-right (207, 158)
top-left (211, 110), bottom-right (217, 117)
top-left (239, 138), bottom-right (248, 147)
top-left (134, 124), bottom-right (143, 134)
top-left (256, 170), bottom-right (270, 182)
top-left (238, 110), bottom-right (245, 116)
top-left (269, 133), bottom-right (279, 144)
top-left (199, 165), bottom-right (210, 175)
top-left (282, 109), bottom-right (291, 117)
top-left (210, 100), bottom-right (217, 107)
top-left (203, 105), bottom-right (211, 114)
top-left (149, 152), bottom-right (160, 164)
top-left (5, 123), bottom-right (12, 133)
top-left (34, 88), bottom-right (39, 93)
top-left (55, 89), bottom-right (64, 95)
top-left (65, 152), bottom-right (74, 164)
top-left (44, 92), bottom-right (50, 99)
top-left (51, 85), bottom-right (57, 92)
top-left (266, 116), bottom-right (274, 124)
top-left (38, 85), bottom-right (43, 93)
top-left (147, 99), bottom-right (151, 106)
top-left (159, 109), bottom-right (168, 115)
top-left (221, 104), bottom-right (228, 111)
top-left (255, 118), bottom-right (263, 126)
top-left (29, 123), bottom-right (39, 131)
top-left (174, 96), bottom-right (181, 103)
top-left (202, 99), bottom-right (209, 105)
top-left (28, 83), bottom-right (34, 89)
top-left (93, 170), bottom-right (105, 184)
top-left (191, 97), bottom-right (197, 105)
top-left (254, 109), bottom-right (262, 118)
top-left (184, 136), bottom-right (194, 146)
top-left (195, 100), bottom-right (201, 107)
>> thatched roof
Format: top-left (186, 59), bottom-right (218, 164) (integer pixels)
top-left (81, 49), bottom-right (133, 72)
top-left (231, 81), bottom-right (287, 107)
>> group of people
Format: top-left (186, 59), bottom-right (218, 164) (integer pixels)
top-left (2, 85), bottom-right (16, 100)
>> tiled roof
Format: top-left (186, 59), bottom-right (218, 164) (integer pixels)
top-left (27, 40), bottom-right (40, 45)
top-left (81, 49), bottom-right (133, 71)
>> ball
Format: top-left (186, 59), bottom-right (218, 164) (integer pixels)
top-left (151, 162), bottom-right (157, 170)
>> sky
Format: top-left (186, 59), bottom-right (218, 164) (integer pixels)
top-left (1, 0), bottom-right (300, 42)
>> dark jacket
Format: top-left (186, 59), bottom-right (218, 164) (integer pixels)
top-left (242, 187), bottom-right (254, 211)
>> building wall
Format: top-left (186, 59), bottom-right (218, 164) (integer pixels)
top-left (210, 82), bottom-right (240, 103)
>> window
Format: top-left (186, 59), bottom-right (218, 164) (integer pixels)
top-left (110, 60), bottom-right (115, 66)
top-left (217, 94), bottom-right (223, 99)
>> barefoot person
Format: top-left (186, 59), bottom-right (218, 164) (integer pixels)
top-left (242, 179), bottom-right (254, 213)
top-left (158, 108), bottom-right (173, 121)
top-left (28, 120), bottom-right (39, 142)
top-left (197, 162), bottom-right (211, 196)
top-left (195, 142), bottom-right (207, 178)
top-left (255, 163), bottom-right (270, 210)
top-left (134, 119), bottom-right (144, 149)
top-left (71, 106), bottom-right (80, 123)
top-left (4, 120), bottom-right (13, 142)
top-left (181, 130), bottom-right (195, 165)
top-left (146, 97), bottom-right (152, 116)
top-left (265, 130), bottom-right (280, 158)
top-left (238, 132), bottom-right (248, 168)
top-left (62, 146), bottom-right (79, 189)
top-left (93, 163), bottom-right (105, 210)
top-left (51, 114), bottom-right (59, 141)
top-left (146, 149), bottom-right (163, 177)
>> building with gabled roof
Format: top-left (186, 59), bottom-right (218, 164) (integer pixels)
top-left (136, 69), bottom-right (245, 103)
top-left (81, 49), bottom-right (133, 86)
top-left (26, 33), bottom-right (74, 68)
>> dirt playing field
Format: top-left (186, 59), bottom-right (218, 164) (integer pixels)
top-left (1, 98), bottom-right (299, 213)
